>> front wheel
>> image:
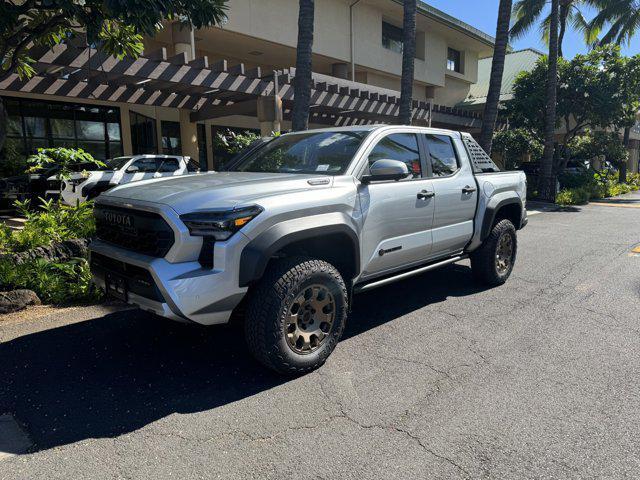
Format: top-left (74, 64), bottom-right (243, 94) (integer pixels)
top-left (244, 256), bottom-right (348, 375)
top-left (470, 219), bottom-right (517, 286)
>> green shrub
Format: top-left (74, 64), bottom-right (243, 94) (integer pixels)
top-left (492, 128), bottom-right (543, 170)
top-left (0, 257), bottom-right (102, 305)
top-left (556, 187), bottom-right (591, 205)
top-left (0, 198), bottom-right (102, 305)
top-left (567, 130), bottom-right (628, 167)
top-left (213, 130), bottom-right (261, 155)
top-left (2, 198), bottom-right (96, 253)
top-left (558, 169), bottom-right (596, 189)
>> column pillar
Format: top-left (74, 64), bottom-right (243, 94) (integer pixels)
top-left (257, 95), bottom-right (282, 136)
top-left (205, 122), bottom-right (214, 171)
top-left (179, 109), bottom-right (199, 159)
top-left (119, 104), bottom-right (133, 155)
top-left (172, 23), bottom-right (195, 61)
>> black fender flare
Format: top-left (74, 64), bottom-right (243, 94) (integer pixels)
top-left (480, 197), bottom-right (523, 241)
top-left (239, 220), bottom-right (360, 287)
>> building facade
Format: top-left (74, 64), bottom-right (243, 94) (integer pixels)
top-left (0, 0), bottom-right (494, 173)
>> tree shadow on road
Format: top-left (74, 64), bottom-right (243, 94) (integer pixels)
top-left (0, 264), bottom-right (490, 452)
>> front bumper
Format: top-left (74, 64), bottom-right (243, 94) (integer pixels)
top-left (89, 238), bottom-right (248, 326)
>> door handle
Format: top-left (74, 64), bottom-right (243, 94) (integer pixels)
top-left (417, 190), bottom-right (435, 200)
top-left (462, 185), bottom-right (477, 194)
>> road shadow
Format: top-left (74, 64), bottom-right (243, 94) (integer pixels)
top-left (0, 264), bottom-right (489, 452)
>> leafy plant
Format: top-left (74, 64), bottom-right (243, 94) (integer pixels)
top-left (213, 130), bottom-right (262, 155)
top-left (508, 46), bottom-right (633, 145)
top-left (556, 187), bottom-right (591, 205)
top-left (27, 147), bottom-right (105, 188)
top-left (492, 128), bottom-right (543, 169)
top-left (1, 198), bottom-right (95, 253)
top-left (0, 256), bottom-right (102, 305)
top-left (566, 130), bottom-right (628, 166)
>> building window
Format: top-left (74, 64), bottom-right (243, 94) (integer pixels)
top-left (0, 97), bottom-right (121, 176)
top-left (161, 121), bottom-right (182, 155)
top-left (447, 48), bottom-right (462, 73)
top-left (382, 21), bottom-right (403, 54)
top-left (130, 111), bottom-right (158, 154)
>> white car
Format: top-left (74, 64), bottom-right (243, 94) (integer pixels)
top-left (49, 155), bottom-right (200, 205)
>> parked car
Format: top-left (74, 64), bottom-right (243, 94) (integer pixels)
top-left (89, 126), bottom-right (527, 374)
top-left (50, 155), bottom-right (200, 205)
top-left (0, 163), bottom-right (94, 208)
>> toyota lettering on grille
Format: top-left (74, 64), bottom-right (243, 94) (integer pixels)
top-left (103, 210), bottom-right (136, 234)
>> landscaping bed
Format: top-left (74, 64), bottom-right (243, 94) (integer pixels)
top-left (0, 199), bottom-right (102, 313)
top-left (555, 171), bottom-right (640, 206)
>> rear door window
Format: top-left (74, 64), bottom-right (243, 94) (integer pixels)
top-left (424, 134), bottom-right (459, 177)
top-left (129, 158), bottom-right (158, 173)
top-left (157, 158), bottom-right (180, 173)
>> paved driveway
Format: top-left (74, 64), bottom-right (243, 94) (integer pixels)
top-left (1, 202), bottom-right (639, 479)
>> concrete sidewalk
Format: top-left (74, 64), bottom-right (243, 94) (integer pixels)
top-left (589, 189), bottom-right (640, 209)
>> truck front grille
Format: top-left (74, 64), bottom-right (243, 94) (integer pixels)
top-left (94, 205), bottom-right (175, 258)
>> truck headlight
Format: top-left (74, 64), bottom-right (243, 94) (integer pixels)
top-left (180, 206), bottom-right (263, 240)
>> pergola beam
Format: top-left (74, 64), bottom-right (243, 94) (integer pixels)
top-left (191, 98), bottom-right (257, 121)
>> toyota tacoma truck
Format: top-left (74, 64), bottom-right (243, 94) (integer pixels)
top-left (89, 126), bottom-right (527, 374)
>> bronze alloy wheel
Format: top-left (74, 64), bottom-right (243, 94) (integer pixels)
top-left (495, 232), bottom-right (514, 275)
top-left (285, 284), bottom-right (336, 354)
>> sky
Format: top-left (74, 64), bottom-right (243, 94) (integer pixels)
top-left (425, 0), bottom-right (640, 58)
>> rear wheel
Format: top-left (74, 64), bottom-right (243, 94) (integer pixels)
top-left (470, 219), bottom-right (517, 286)
top-left (244, 256), bottom-right (348, 375)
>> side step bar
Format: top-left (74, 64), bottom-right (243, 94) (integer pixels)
top-left (354, 254), bottom-right (468, 294)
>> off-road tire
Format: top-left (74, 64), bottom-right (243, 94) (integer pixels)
top-left (244, 256), bottom-right (348, 375)
top-left (470, 219), bottom-right (517, 286)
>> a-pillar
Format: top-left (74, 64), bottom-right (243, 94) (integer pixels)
top-left (257, 95), bottom-right (283, 136)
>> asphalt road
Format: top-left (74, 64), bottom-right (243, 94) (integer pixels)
top-left (1, 200), bottom-right (640, 479)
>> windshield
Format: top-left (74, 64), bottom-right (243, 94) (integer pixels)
top-left (230, 131), bottom-right (368, 175)
top-left (104, 156), bottom-right (134, 170)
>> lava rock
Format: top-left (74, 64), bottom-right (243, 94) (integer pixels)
top-left (0, 289), bottom-right (41, 315)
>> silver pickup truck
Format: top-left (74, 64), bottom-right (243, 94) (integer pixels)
top-left (89, 125), bottom-right (527, 374)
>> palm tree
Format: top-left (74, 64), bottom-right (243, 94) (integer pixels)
top-left (540, 0), bottom-right (561, 202)
top-left (398, 0), bottom-right (417, 125)
top-left (587, 1), bottom-right (640, 182)
top-left (479, 0), bottom-right (513, 155)
top-left (291, 0), bottom-right (315, 131)
top-left (587, 0), bottom-right (640, 46)
top-left (511, 0), bottom-right (591, 57)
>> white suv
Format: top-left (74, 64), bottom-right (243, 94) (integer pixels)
top-left (49, 155), bottom-right (200, 205)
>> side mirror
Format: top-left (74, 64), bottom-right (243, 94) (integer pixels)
top-left (362, 159), bottom-right (411, 183)
top-left (125, 165), bottom-right (139, 174)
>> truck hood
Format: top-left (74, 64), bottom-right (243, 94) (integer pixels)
top-left (48, 171), bottom-right (115, 182)
top-left (103, 171), bottom-right (332, 214)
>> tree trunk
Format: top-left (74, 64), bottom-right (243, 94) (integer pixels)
top-left (291, 0), bottom-right (315, 132)
top-left (0, 97), bottom-right (6, 154)
top-left (398, 0), bottom-right (417, 125)
top-left (540, 0), bottom-right (560, 202)
top-left (478, 0), bottom-right (512, 155)
top-left (558, 2), bottom-right (568, 58)
top-left (619, 126), bottom-right (631, 184)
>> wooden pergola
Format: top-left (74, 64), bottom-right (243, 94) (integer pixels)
top-left (0, 44), bottom-right (482, 130)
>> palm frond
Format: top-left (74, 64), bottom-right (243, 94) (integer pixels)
top-left (510, 0), bottom-right (546, 39)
